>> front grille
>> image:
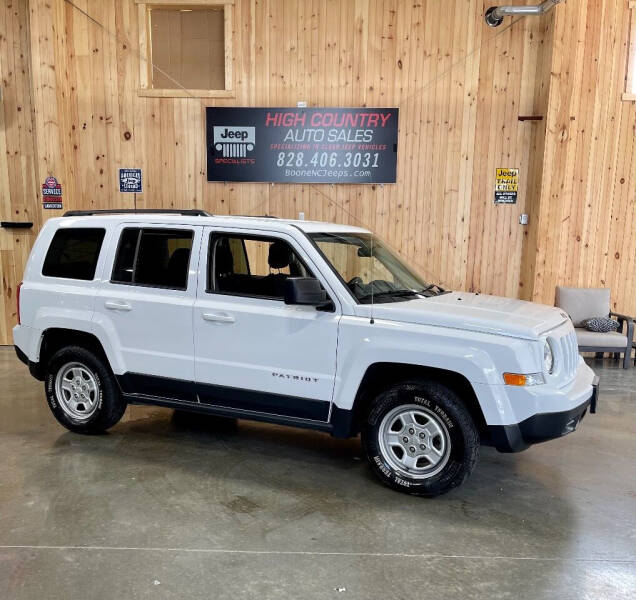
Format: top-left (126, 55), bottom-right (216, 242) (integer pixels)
top-left (557, 329), bottom-right (579, 380)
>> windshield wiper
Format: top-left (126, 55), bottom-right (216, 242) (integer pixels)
top-left (418, 283), bottom-right (447, 294)
top-left (358, 284), bottom-right (449, 302)
top-left (358, 289), bottom-right (419, 301)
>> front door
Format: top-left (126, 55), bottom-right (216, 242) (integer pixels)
top-left (193, 228), bottom-right (340, 421)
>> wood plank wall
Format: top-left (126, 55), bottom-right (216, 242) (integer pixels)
top-left (0, 0), bottom-right (633, 345)
top-left (531, 0), bottom-right (636, 316)
top-left (0, 0), bottom-right (40, 345)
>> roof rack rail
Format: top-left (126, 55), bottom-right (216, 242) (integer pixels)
top-left (233, 214), bottom-right (279, 218)
top-left (63, 209), bottom-right (212, 217)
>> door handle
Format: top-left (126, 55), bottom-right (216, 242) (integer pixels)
top-left (104, 300), bottom-right (132, 311)
top-left (202, 311), bottom-right (235, 323)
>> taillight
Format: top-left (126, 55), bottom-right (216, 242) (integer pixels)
top-left (17, 282), bottom-right (22, 325)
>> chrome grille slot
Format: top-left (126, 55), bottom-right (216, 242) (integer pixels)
top-left (553, 327), bottom-right (578, 381)
top-left (564, 330), bottom-right (577, 378)
top-left (572, 331), bottom-right (579, 375)
top-left (560, 336), bottom-right (569, 375)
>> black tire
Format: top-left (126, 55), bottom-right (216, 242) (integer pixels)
top-left (44, 345), bottom-right (127, 434)
top-left (361, 380), bottom-right (479, 497)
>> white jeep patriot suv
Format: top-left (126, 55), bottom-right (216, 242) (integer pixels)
top-left (14, 209), bottom-right (598, 497)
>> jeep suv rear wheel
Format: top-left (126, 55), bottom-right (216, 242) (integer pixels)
top-left (45, 346), bottom-right (126, 433)
top-left (362, 380), bottom-right (479, 496)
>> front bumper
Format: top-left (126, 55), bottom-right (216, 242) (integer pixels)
top-left (488, 375), bottom-right (599, 452)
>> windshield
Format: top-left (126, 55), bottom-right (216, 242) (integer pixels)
top-left (310, 232), bottom-right (445, 303)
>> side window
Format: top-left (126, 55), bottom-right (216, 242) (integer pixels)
top-left (42, 228), bottom-right (105, 281)
top-left (111, 228), bottom-right (193, 290)
top-left (209, 234), bottom-right (312, 299)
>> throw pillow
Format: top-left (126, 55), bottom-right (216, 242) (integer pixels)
top-left (583, 317), bottom-right (620, 333)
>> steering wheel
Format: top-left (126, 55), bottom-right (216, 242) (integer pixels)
top-left (347, 276), bottom-right (364, 287)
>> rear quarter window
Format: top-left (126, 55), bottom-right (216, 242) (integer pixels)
top-left (42, 228), bottom-right (106, 281)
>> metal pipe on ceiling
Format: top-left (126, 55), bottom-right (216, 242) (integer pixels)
top-left (485, 0), bottom-right (563, 27)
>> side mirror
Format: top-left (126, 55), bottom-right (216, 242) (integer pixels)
top-left (284, 277), bottom-right (327, 305)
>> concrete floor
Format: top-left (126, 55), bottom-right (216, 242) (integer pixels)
top-left (0, 347), bottom-right (634, 599)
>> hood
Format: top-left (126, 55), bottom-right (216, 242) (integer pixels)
top-left (367, 292), bottom-right (568, 340)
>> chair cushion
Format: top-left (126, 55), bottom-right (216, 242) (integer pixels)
top-left (556, 287), bottom-right (610, 327)
top-left (575, 328), bottom-right (628, 349)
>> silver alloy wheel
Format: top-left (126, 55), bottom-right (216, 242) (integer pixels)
top-left (378, 404), bottom-right (451, 479)
top-left (54, 362), bottom-right (100, 421)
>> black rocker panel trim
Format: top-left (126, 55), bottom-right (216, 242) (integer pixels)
top-left (197, 382), bottom-right (330, 421)
top-left (118, 372), bottom-right (196, 402)
top-left (127, 395), bottom-right (336, 434)
top-left (116, 372), bottom-right (331, 423)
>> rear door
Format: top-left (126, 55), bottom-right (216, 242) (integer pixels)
top-left (193, 227), bottom-right (341, 422)
top-left (93, 223), bottom-right (202, 400)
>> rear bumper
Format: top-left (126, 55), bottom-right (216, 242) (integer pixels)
top-left (14, 338), bottom-right (44, 380)
top-left (15, 344), bottom-right (29, 367)
top-left (488, 376), bottom-right (599, 452)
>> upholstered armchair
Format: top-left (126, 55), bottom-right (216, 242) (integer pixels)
top-left (555, 287), bottom-right (634, 369)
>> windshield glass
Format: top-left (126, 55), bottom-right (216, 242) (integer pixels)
top-left (310, 232), bottom-right (444, 303)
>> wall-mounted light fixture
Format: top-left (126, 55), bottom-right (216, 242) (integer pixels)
top-left (485, 0), bottom-right (563, 27)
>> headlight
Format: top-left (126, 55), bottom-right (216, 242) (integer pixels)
top-left (543, 340), bottom-right (554, 373)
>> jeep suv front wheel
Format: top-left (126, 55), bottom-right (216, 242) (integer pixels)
top-left (45, 346), bottom-right (126, 433)
top-left (362, 380), bottom-right (479, 496)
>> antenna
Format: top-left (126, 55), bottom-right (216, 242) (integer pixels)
top-left (370, 233), bottom-right (375, 325)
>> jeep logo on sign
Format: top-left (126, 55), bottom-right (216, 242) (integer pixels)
top-left (213, 126), bottom-right (255, 158)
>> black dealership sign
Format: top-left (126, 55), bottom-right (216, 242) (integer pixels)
top-left (206, 107), bottom-right (398, 184)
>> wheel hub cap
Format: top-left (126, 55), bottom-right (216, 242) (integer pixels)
top-left (55, 362), bottom-right (99, 421)
top-left (378, 404), bottom-right (451, 480)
